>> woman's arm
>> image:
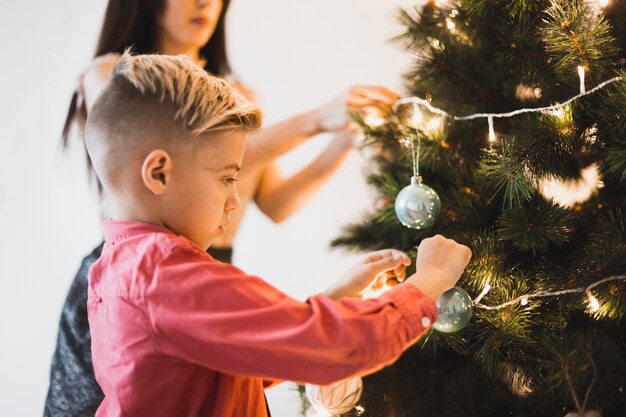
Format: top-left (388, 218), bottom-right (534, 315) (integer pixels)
top-left (242, 109), bottom-right (322, 172)
top-left (253, 128), bottom-right (355, 223)
top-left (243, 86), bottom-right (397, 171)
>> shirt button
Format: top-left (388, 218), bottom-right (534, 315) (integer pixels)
top-left (421, 317), bottom-right (431, 327)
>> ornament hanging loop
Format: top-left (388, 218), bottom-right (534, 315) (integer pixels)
top-left (409, 133), bottom-right (422, 178)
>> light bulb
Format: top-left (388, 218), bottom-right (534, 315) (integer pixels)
top-left (364, 113), bottom-right (384, 127)
top-left (577, 65), bottom-right (586, 94)
top-left (549, 107), bottom-right (565, 118)
top-left (520, 297), bottom-right (528, 306)
top-left (411, 104), bottom-right (423, 128)
top-left (474, 283), bottom-right (492, 303)
top-left (488, 116), bottom-right (496, 142)
top-left (587, 291), bottom-right (600, 312)
top-left (427, 117), bottom-right (442, 132)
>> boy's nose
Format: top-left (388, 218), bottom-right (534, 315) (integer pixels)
top-left (225, 189), bottom-right (241, 211)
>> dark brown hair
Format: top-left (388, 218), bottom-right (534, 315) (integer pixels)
top-left (62, 0), bottom-right (232, 146)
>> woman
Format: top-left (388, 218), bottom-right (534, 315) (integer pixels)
top-left (45, 0), bottom-right (397, 415)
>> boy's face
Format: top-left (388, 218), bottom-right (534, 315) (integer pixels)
top-left (165, 130), bottom-right (245, 250)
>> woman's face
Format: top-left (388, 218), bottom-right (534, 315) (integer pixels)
top-left (159, 0), bottom-right (223, 51)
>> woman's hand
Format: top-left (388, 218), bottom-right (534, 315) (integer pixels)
top-left (315, 86), bottom-right (399, 132)
top-left (323, 249), bottom-right (411, 300)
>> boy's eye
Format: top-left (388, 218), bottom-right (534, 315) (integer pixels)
top-left (222, 177), bottom-right (238, 185)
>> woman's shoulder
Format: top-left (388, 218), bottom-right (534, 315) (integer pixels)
top-left (80, 53), bottom-right (122, 109)
top-left (83, 53), bottom-right (122, 82)
top-left (224, 77), bottom-right (257, 103)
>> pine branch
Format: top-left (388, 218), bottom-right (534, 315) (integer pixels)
top-left (477, 141), bottom-right (535, 208)
top-left (541, 0), bottom-right (624, 84)
top-left (497, 198), bottom-right (576, 255)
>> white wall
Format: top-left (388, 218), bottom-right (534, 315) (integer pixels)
top-left (0, 0), bottom-right (420, 415)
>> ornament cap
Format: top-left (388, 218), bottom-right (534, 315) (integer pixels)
top-left (411, 175), bottom-right (423, 185)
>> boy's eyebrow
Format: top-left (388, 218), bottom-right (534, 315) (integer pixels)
top-left (215, 163), bottom-right (241, 172)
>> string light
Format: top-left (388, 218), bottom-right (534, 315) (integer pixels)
top-left (388, 69), bottom-right (625, 315)
top-left (577, 65), bottom-right (586, 94)
top-left (427, 117), bottom-right (442, 132)
top-left (586, 290), bottom-right (600, 312)
top-left (392, 75), bottom-right (622, 143)
top-left (598, 0), bottom-right (610, 7)
top-left (547, 106), bottom-right (566, 119)
top-left (411, 101), bottom-right (423, 128)
top-left (474, 283), bottom-right (491, 304)
top-left (472, 275), bottom-right (625, 312)
top-left (488, 115), bottom-right (496, 142)
top-left (364, 112), bottom-right (385, 127)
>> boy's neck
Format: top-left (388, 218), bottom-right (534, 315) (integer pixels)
top-left (108, 199), bottom-right (166, 230)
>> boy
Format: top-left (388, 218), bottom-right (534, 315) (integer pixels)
top-left (85, 51), bottom-right (471, 417)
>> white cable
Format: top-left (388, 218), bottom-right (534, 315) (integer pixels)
top-left (473, 275), bottom-right (626, 311)
top-left (393, 76), bottom-right (622, 123)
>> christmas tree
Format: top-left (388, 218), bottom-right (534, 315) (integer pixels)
top-left (332, 1), bottom-right (626, 416)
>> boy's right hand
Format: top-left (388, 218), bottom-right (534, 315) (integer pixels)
top-left (406, 235), bottom-right (472, 302)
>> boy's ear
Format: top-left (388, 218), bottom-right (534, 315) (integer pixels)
top-left (141, 149), bottom-right (172, 195)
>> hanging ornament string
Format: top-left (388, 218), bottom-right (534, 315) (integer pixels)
top-left (394, 101), bottom-right (442, 230)
top-left (413, 100), bottom-right (422, 177)
top-left (410, 133), bottom-right (421, 178)
top-left (565, 350), bottom-right (597, 416)
top-left (472, 275), bottom-right (626, 311)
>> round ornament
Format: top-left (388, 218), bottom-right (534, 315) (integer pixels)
top-left (564, 411), bottom-right (601, 417)
top-left (305, 376), bottom-right (363, 415)
top-left (394, 176), bottom-right (441, 229)
top-left (433, 286), bottom-right (473, 333)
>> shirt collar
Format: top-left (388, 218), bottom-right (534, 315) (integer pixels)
top-left (103, 220), bottom-right (174, 243)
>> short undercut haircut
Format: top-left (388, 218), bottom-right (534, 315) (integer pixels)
top-left (85, 50), bottom-right (262, 188)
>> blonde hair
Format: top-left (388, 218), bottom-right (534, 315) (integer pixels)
top-left (85, 50), bottom-right (262, 190)
top-left (112, 49), bottom-right (262, 134)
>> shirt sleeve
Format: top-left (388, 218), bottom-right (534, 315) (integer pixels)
top-left (144, 245), bottom-right (437, 385)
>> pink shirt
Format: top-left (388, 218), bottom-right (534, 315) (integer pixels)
top-left (88, 220), bottom-right (437, 417)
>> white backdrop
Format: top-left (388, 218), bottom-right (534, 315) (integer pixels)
top-left (0, 0), bottom-right (421, 415)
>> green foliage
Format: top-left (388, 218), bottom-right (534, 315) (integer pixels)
top-left (601, 73), bottom-right (626, 183)
top-left (477, 141), bottom-right (535, 208)
top-left (541, 0), bottom-right (624, 83)
top-left (508, 108), bottom-right (582, 180)
top-left (571, 210), bottom-right (626, 320)
top-left (329, 1), bottom-right (626, 415)
top-left (463, 231), bottom-right (507, 292)
top-left (497, 198), bottom-right (576, 254)
top-left (541, 328), bottom-right (626, 412)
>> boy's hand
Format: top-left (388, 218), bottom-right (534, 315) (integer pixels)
top-left (405, 235), bottom-right (472, 302)
top-left (323, 249), bottom-right (411, 300)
